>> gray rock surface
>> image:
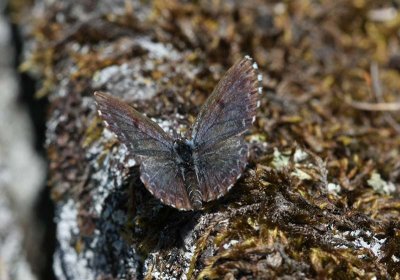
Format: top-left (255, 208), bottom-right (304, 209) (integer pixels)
top-left (0, 12), bottom-right (45, 280)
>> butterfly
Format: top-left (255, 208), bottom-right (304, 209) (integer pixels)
top-left (94, 56), bottom-right (262, 210)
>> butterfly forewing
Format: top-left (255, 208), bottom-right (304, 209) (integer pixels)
top-left (94, 91), bottom-right (174, 157)
top-left (191, 57), bottom-right (260, 150)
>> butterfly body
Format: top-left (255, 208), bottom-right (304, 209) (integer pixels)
top-left (173, 138), bottom-right (202, 209)
top-left (94, 56), bottom-right (262, 210)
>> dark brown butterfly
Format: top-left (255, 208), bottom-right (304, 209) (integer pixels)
top-left (94, 56), bottom-right (262, 210)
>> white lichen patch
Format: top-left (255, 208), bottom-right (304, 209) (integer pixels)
top-left (126, 158), bottom-right (137, 167)
top-left (367, 171), bottom-right (396, 195)
top-left (327, 183), bottom-right (341, 194)
top-left (354, 235), bottom-right (386, 257)
top-left (152, 116), bottom-right (190, 139)
top-left (53, 199), bottom-right (94, 280)
top-left (91, 38), bottom-right (180, 102)
top-left (102, 127), bottom-right (117, 141)
top-left (271, 148), bottom-right (290, 170)
top-left (136, 37), bottom-right (178, 60)
top-left (151, 118), bottom-right (176, 137)
top-left (91, 164), bottom-right (115, 215)
top-left (63, 136), bottom-right (139, 277)
top-left (271, 148), bottom-right (316, 181)
top-left (223, 239), bottom-right (239, 250)
top-left (293, 148), bottom-right (308, 162)
top-left (333, 230), bottom-right (386, 258)
top-left (92, 65), bottom-right (121, 86)
top-left (92, 63), bottom-right (158, 101)
top-left (266, 252), bottom-right (283, 268)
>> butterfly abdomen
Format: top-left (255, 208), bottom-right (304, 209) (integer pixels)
top-left (184, 169), bottom-right (202, 210)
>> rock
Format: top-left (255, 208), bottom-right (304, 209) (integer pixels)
top-left (0, 13), bottom-right (45, 280)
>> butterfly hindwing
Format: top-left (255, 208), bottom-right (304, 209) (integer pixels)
top-left (140, 156), bottom-right (192, 210)
top-left (193, 137), bottom-right (248, 202)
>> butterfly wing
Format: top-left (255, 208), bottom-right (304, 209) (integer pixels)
top-left (95, 91), bottom-right (174, 157)
top-left (191, 56), bottom-right (261, 201)
top-left (193, 137), bottom-right (248, 202)
top-left (140, 157), bottom-right (192, 210)
top-left (191, 56), bottom-right (261, 150)
top-left (94, 92), bottom-right (192, 210)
